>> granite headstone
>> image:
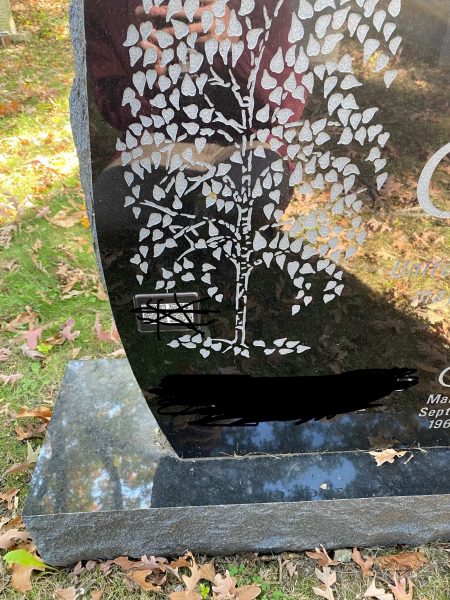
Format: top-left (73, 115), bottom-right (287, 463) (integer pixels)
top-left (24, 0), bottom-right (450, 565)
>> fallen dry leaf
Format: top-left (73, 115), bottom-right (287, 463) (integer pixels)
top-left (72, 561), bottom-right (84, 576)
top-left (71, 347), bottom-right (82, 359)
top-left (375, 552), bottom-right (428, 572)
top-left (389, 575), bottom-right (414, 600)
top-left (8, 544), bottom-right (45, 594)
top-left (2, 259), bottom-right (19, 273)
top-left (369, 449), bottom-right (407, 466)
top-left (20, 344), bottom-right (46, 361)
top-left (0, 373), bottom-right (23, 386)
top-left (36, 206), bottom-right (50, 219)
top-left (352, 548), bottom-right (375, 577)
top-left (4, 307), bottom-right (38, 333)
top-left (11, 565), bottom-right (35, 594)
top-left (5, 443), bottom-right (41, 475)
top-left (32, 239), bottom-right (43, 253)
top-left (306, 546), bottom-right (339, 567)
top-left (51, 209), bottom-right (82, 228)
top-left (169, 556), bottom-right (193, 569)
top-left (0, 489), bottom-right (20, 511)
top-left (21, 326), bottom-right (44, 350)
top-left (96, 283), bottom-right (108, 301)
top-left (17, 406), bottom-right (52, 422)
top-left (282, 559), bottom-right (297, 577)
top-left (169, 553), bottom-right (216, 600)
top-left (108, 348), bottom-right (126, 358)
top-left (111, 556), bottom-right (147, 572)
top-left (127, 569), bottom-right (165, 592)
top-left (91, 591), bottom-right (103, 600)
top-left (94, 314), bottom-right (121, 344)
top-left (60, 319), bottom-right (80, 343)
top-left (364, 578), bottom-right (394, 600)
top-left (0, 528), bottom-right (29, 550)
top-left (212, 571), bottom-right (261, 600)
top-left (55, 587), bottom-right (77, 600)
top-left (313, 566), bottom-right (336, 600)
top-left (0, 348), bottom-right (11, 362)
top-left (15, 423), bottom-right (47, 441)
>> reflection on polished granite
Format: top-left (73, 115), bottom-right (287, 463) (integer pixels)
top-left (24, 359), bottom-right (450, 518)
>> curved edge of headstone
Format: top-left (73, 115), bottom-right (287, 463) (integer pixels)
top-left (69, 0), bottom-right (104, 284)
top-left (24, 494), bottom-right (450, 567)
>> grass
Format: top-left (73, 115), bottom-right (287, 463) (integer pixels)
top-left (0, 0), bottom-right (449, 598)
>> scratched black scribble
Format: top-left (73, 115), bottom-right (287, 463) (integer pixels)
top-left (152, 368), bottom-right (419, 426)
top-left (133, 294), bottom-right (220, 339)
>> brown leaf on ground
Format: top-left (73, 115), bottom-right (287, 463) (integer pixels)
top-left (0, 515), bottom-right (25, 531)
top-left (91, 591), bottom-right (103, 600)
top-left (108, 348), bottom-right (126, 358)
top-left (86, 560), bottom-right (97, 571)
top-left (2, 259), bottom-right (19, 273)
top-left (55, 587), bottom-right (77, 600)
top-left (9, 544), bottom-right (45, 594)
top-left (4, 462), bottom-right (34, 475)
top-left (282, 559), bottom-right (297, 577)
top-left (17, 406), bottom-right (52, 422)
top-left (169, 556), bottom-right (193, 569)
top-left (21, 326), bottom-right (45, 350)
top-left (168, 553), bottom-right (216, 599)
top-left (375, 552), bottom-right (428, 572)
top-left (212, 571), bottom-right (261, 600)
top-left (389, 575), bottom-right (414, 600)
top-left (51, 209), bottom-right (82, 228)
top-left (0, 224), bottom-right (16, 248)
top-left (0, 348), bottom-right (11, 362)
top-left (352, 548), bottom-right (375, 577)
top-left (111, 556), bottom-right (148, 571)
top-left (96, 283), bottom-right (108, 301)
top-left (60, 319), bottom-right (80, 343)
top-left (5, 443), bottom-right (40, 475)
top-left (1, 373), bottom-right (23, 386)
top-left (313, 566), bottom-right (337, 600)
top-left (94, 314), bottom-right (121, 344)
top-left (0, 528), bottom-right (29, 550)
top-left (15, 423), bottom-right (47, 441)
top-left (4, 307), bottom-right (38, 333)
top-left (0, 488), bottom-right (19, 510)
top-left (127, 569), bottom-right (165, 592)
top-left (72, 561), bottom-right (84, 575)
top-left (36, 206), bottom-right (50, 219)
top-left (71, 347), bottom-right (81, 359)
top-left (369, 449), bottom-right (407, 466)
top-left (20, 344), bottom-right (46, 361)
top-left (306, 546), bottom-right (339, 567)
top-left (364, 578), bottom-right (394, 599)
top-left (11, 565), bottom-right (35, 594)
top-left (32, 239), bottom-right (42, 253)
top-left (142, 555), bottom-right (168, 570)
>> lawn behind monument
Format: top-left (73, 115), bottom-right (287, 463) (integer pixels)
top-left (0, 1), bottom-right (449, 598)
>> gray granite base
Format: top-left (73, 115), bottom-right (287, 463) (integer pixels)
top-left (23, 360), bottom-right (450, 567)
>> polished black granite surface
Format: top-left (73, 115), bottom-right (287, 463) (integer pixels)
top-left (24, 359), bottom-right (450, 517)
top-left (82, 0), bottom-right (450, 458)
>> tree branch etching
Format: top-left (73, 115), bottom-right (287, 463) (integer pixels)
top-left (117, 0), bottom-right (403, 358)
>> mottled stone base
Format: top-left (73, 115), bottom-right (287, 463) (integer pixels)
top-left (23, 360), bottom-right (450, 567)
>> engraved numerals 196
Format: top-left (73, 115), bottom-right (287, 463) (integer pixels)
top-left (429, 420), bottom-right (450, 429)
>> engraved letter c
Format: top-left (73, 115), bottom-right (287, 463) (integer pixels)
top-left (417, 143), bottom-right (450, 219)
top-left (438, 366), bottom-right (450, 388)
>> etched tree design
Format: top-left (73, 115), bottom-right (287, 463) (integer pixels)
top-left (117, 0), bottom-right (403, 357)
